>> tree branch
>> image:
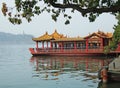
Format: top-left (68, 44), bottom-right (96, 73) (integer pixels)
top-left (49, 0), bottom-right (120, 15)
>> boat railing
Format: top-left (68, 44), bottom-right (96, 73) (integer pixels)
top-left (32, 47), bottom-right (104, 53)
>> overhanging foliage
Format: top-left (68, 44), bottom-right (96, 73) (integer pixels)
top-left (1, 0), bottom-right (120, 24)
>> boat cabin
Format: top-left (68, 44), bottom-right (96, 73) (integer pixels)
top-left (29, 30), bottom-right (118, 56)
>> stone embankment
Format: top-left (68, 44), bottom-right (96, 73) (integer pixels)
top-left (109, 56), bottom-right (120, 71)
top-left (99, 56), bottom-right (120, 83)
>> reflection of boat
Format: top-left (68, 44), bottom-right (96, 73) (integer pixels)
top-left (30, 56), bottom-right (112, 75)
top-left (30, 56), bottom-right (112, 81)
top-left (29, 30), bottom-right (120, 56)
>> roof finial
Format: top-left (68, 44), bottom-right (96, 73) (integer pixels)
top-left (45, 31), bottom-right (48, 35)
top-left (55, 29), bottom-right (57, 33)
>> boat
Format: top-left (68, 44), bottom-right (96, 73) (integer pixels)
top-left (29, 30), bottom-right (120, 56)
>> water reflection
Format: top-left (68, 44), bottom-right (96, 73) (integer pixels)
top-left (30, 56), bottom-right (111, 80)
top-left (30, 56), bottom-right (118, 88)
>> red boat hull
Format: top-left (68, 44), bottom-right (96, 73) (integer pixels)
top-left (29, 48), bottom-right (119, 56)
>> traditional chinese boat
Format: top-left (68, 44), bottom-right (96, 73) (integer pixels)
top-left (29, 30), bottom-right (120, 56)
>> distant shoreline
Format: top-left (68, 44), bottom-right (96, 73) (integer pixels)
top-left (0, 32), bottom-right (34, 44)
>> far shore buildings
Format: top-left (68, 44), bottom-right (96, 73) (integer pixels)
top-left (29, 29), bottom-right (120, 56)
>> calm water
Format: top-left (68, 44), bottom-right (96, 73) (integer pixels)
top-left (0, 44), bottom-right (120, 88)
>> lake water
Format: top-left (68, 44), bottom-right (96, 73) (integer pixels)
top-left (0, 44), bottom-right (120, 88)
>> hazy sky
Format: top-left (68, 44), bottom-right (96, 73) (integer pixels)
top-left (0, 0), bottom-right (118, 37)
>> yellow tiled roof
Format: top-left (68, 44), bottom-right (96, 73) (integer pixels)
top-left (96, 30), bottom-right (112, 38)
top-left (106, 32), bottom-right (113, 38)
top-left (84, 30), bottom-right (113, 39)
top-left (32, 30), bottom-right (113, 42)
top-left (32, 30), bottom-right (66, 41)
top-left (51, 30), bottom-right (64, 39)
top-left (32, 32), bottom-right (52, 41)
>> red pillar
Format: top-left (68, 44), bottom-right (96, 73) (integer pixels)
top-left (61, 42), bottom-right (63, 51)
top-left (74, 42), bottom-right (77, 49)
top-left (46, 41), bottom-right (48, 49)
top-left (42, 41), bottom-right (44, 49)
top-left (86, 39), bottom-right (88, 52)
top-left (36, 41), bottom-right (38, 49)
top-left (50, 42), bottom-right (52, 48)
top-left (100, 38), bottom-right (103, 49)
top-left (58, 43), bottom-right (61, 49)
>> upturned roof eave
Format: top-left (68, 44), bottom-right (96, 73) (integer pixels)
top-left (84, 32), bottom-right (112, 39)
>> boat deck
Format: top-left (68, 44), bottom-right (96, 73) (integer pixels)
top-left (29, 48), bottom-right (120, 56)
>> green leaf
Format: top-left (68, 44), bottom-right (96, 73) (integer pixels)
top-left (65, 20), bottom-right (70, 25)
top-left (68, 16), bottom-right (72, 19)
top-left (64, 14), bottom-right (67, 17)
top-left (52, 14), bottom-right (57, 21)
top-left (89, 13), bottom-right (96, 22)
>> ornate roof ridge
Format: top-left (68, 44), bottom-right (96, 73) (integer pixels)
top-left (50, 30), bottom-right (65, 39)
